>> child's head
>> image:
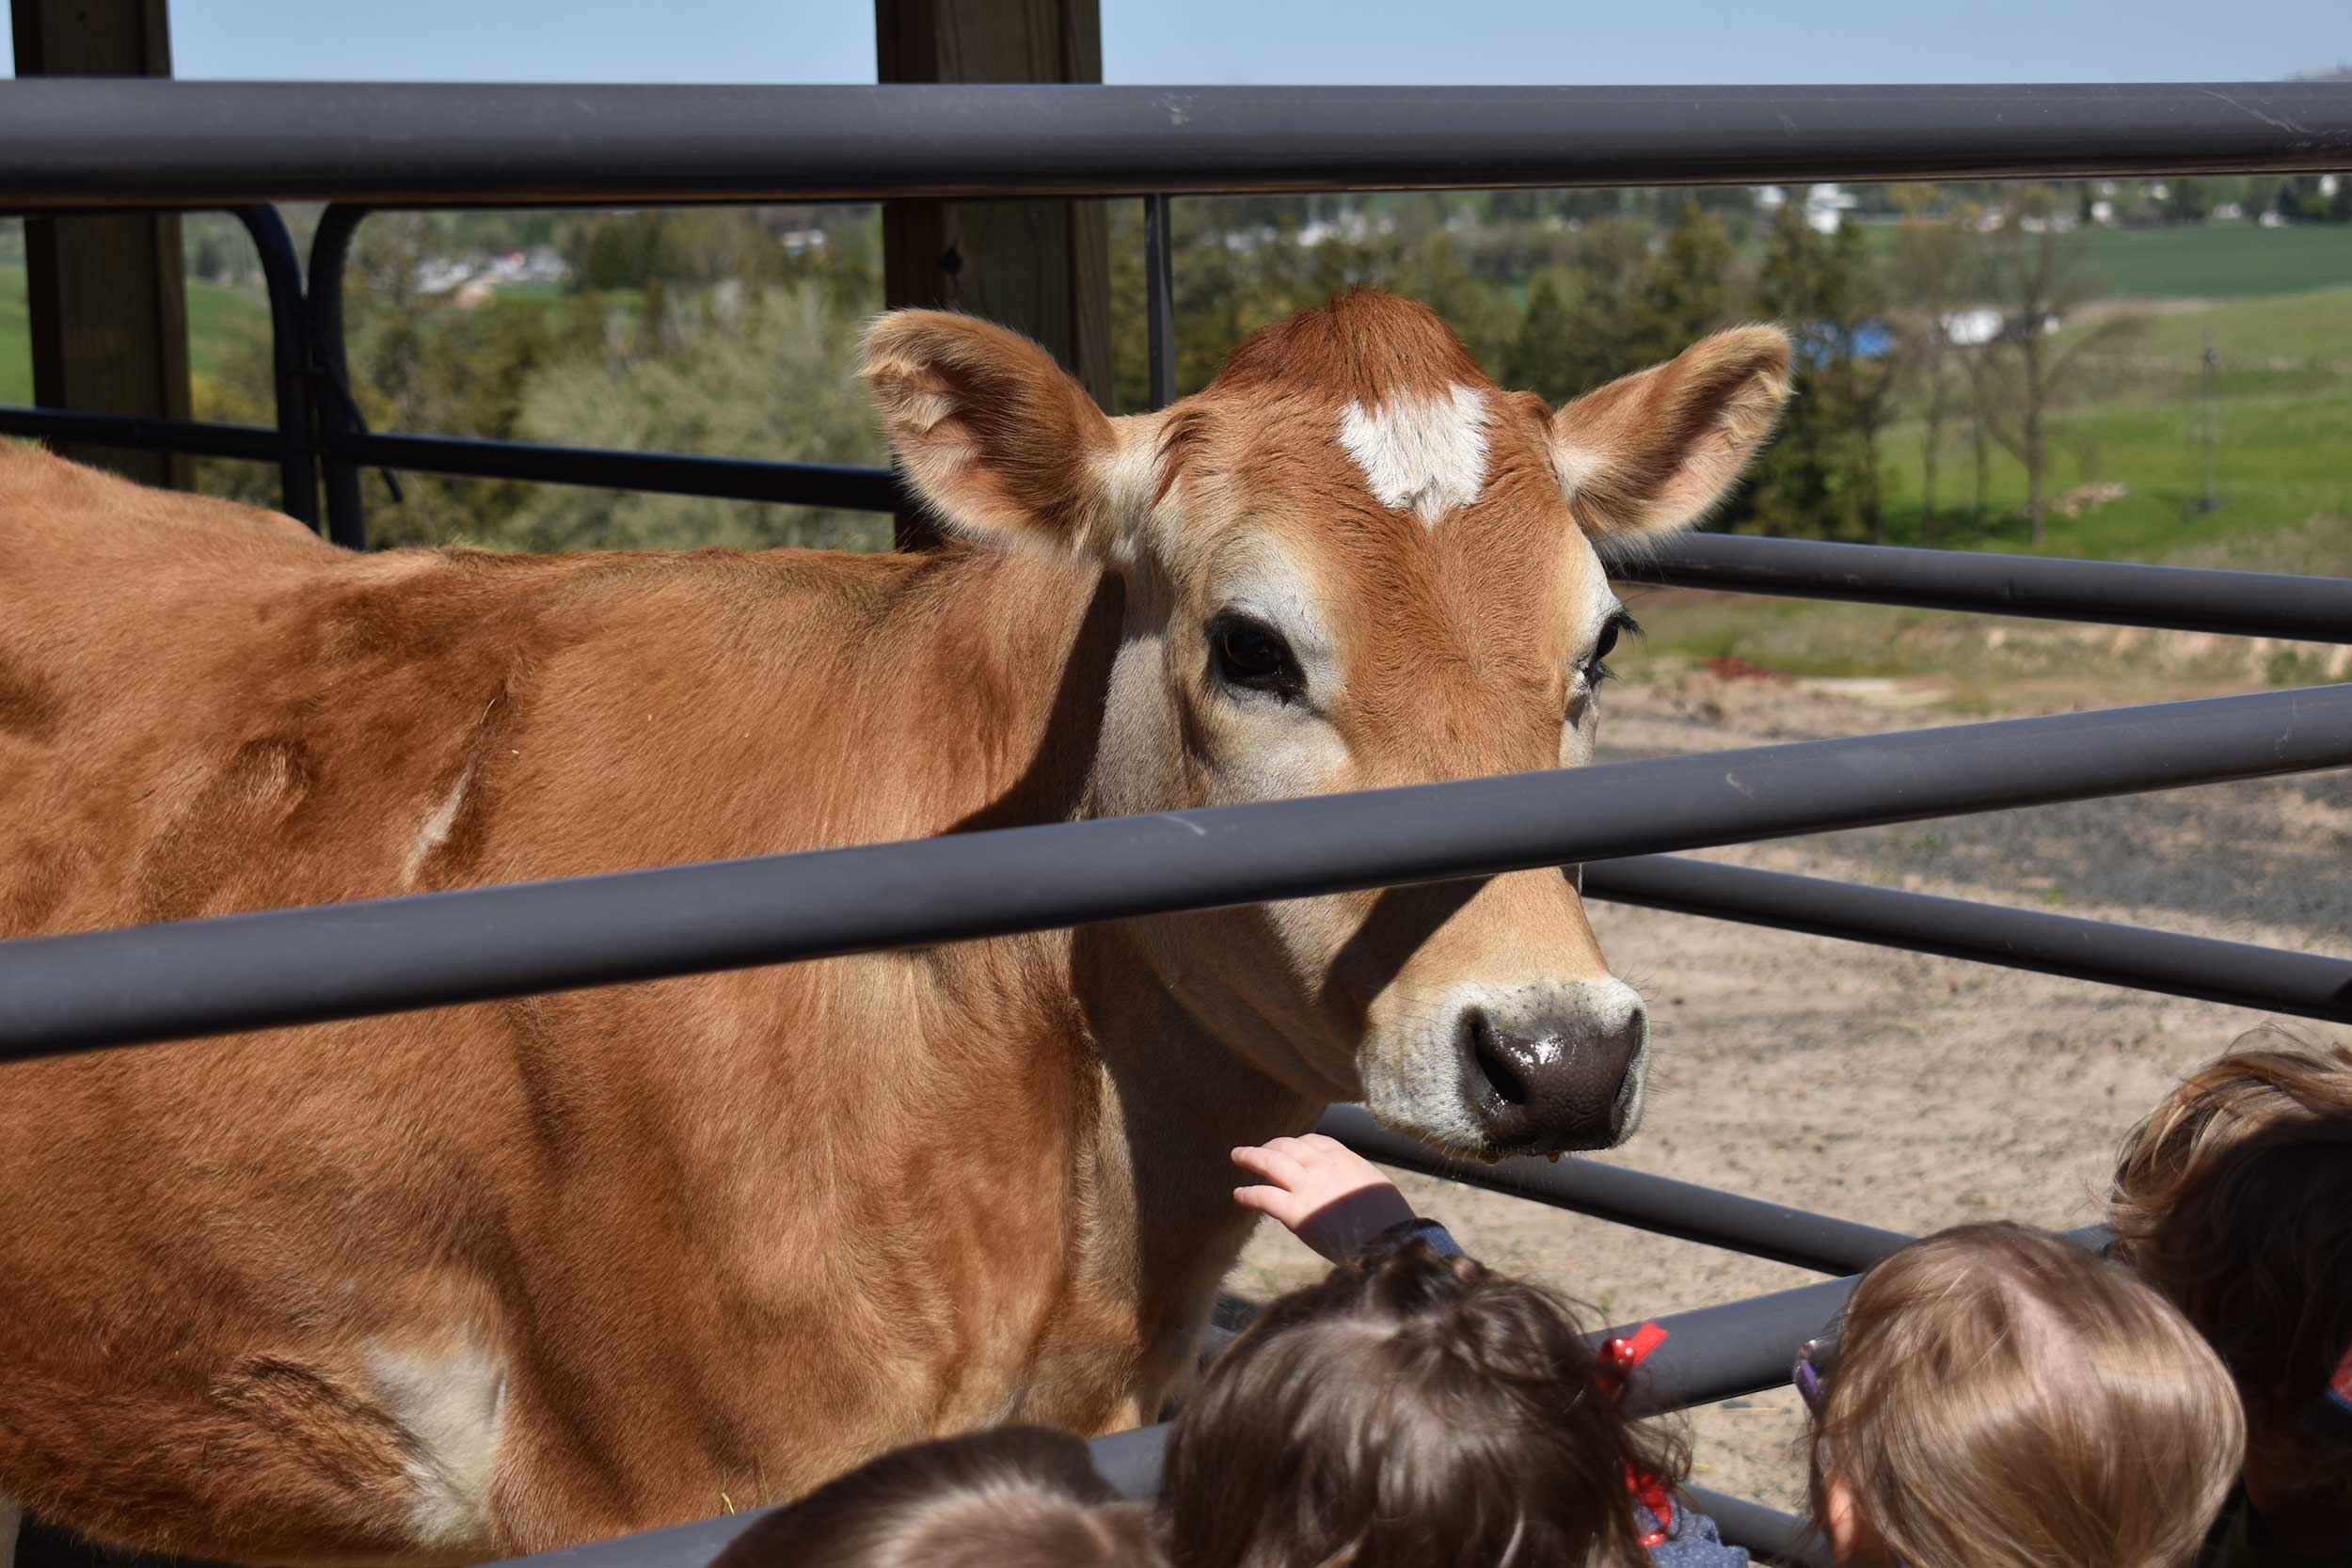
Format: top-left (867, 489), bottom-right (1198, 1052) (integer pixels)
top-left (710, 1426), bottom-right (1164, 1568)
top-left (1158, 1240), bottom-right (1680, 1568)
top-left (2109, 1035), bottom-right (2352, 1514)
top-left (1805, 1223), bottom-right (2243, 1568)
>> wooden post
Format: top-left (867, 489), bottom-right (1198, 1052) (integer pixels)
top-left (12, 0), bottom-right (191, 490)
top-left (877, 0), bottom-right (1111, 549)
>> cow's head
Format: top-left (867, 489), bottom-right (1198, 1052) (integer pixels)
top-left (866, 291), bottom-right (1788, 1158)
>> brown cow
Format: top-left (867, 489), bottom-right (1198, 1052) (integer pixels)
top-left (0, 291), bottom-right (1788, 1568)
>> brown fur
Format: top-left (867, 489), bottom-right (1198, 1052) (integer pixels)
top-left (0, 293), bottom-right (1787, 1567)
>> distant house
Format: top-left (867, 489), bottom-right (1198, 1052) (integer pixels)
top-left (1754, 182), bottom-right (1857, 234)
top-left (1942, 308), bottom-right (2005, 347)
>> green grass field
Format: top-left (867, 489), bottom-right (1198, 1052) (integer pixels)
top-left (0, 263), bottom-right (272, 405)
top-left (2074, 222), bottom-right (2352, 299)
top-left (1631, 280), bottom-right (2352, 682)
top-left (1856, 219), bottom-right (2352, 301)
top-left (1870, 281), bottom-right (2352, 559)
top-left (0, 265), bottom-right (28, 404)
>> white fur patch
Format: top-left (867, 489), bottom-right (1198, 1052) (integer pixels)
top-left (367, 1343), bottom-right (505, 1552)
top-left (401, 769), bottom-right (472, 891)
top-left (1339, 384), bottom-right (1490, 525)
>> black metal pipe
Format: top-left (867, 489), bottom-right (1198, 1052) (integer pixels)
top-left (1317, 1104), bottom-right (1915, 1275)
top-left (1584, 855), bottom-right (2352, 1024)
top-left (231, 203), bottom-right (320, 530)
top-left (1089, 1270), bottom-right (1865, 1508)
top-left (0, 405), bottom-right (285, 461)
top-left (0, 200), bottom-right (315, 528)
top-left (49, 419), bottom-right (2349, 655)
top-left (305, 204), bottom-right (369, 549)
top-left (1611, 1275), bottom-right (1864, 1416)
top-left (1143, 194), bottom-right (1177, 411)
top-left (1684, 1488), bottom-right (1834, 1568)
top-left (2, 685), bottom-right (2348, 1058)
top-left (1, 82), bottom-right (2347, 208)
top-left (327, 429), bottom-right (910, 513)
top-left (1617, 532), bottom-right (2352, 645)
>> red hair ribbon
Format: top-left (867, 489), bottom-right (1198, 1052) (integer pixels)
top-left (1598, 1320), bottom-right (1670, 1401)
top-left (1600, 1323), bottom-right (1674, 1546)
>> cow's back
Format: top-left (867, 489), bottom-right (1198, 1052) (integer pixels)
top-left (0, 446), bottom-right (932, 937)
top-left (0, 450), bottom-right (1025, 1561)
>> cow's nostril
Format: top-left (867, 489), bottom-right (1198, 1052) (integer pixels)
top-left (1468, 1010), bottom-right (1530, 1108)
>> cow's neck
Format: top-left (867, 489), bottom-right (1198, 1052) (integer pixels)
top-left (1072, 923), bottom-right (1320, 1399)
top-left (908, 547), bottom-right (1321, 1407)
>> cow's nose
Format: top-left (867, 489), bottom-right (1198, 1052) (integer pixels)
top-left (1457, 981), bottom-right (1647, 1153)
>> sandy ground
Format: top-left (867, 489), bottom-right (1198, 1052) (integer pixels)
top-left (1219, 658), bottom-right (2352, 1515)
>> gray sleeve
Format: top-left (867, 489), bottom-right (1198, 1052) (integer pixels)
top-left (1363, 1217), bottom-right (1465, 1259)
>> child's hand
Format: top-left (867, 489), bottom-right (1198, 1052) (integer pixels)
top-left (1232, 1134), bottom-right (1420, 1262)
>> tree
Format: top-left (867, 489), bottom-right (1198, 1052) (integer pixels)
top-left (1963, 349), bottom-right (1994, 530)
top-left (1883, 191), bottom-right (1981, 543)
top-left (1503, 270), bottom-right (1580, 405)
top-left (508, 283), bottom-right (888, 552)
top-left (1971, 187), bottom-right (2136, 545)
top-left (1744, 203), bottom-right (1886, 541)
top-left (1545, 218), bottom-right (1655, 397)
top-left (1632, 202), bottom-right (1737, 363)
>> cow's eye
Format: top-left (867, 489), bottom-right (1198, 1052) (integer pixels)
top-left (1581, 611), bottom-right (1639, 689)
top-left (1209, 613), bottom-right (1303, 702)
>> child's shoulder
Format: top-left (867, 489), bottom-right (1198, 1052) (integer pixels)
top-left (1646, 1500), bottom-right (1750, 1568)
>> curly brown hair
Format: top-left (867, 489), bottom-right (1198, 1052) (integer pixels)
top-left (1158, 1240), bottom-right (1684, 1568)
top-left (2109, 1032), bottom-right (2352, 1508)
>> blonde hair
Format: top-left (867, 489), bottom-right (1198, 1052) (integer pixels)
top-left (1810, 1224), bottom-right (2244, 1568)
top-left (2110, 1032), bottom-right (2352, 1507)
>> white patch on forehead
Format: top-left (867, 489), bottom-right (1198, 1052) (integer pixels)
top-left (1338, 384), bottom-right (1490, 526)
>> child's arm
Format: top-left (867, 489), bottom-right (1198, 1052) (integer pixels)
top-left (1231, 1133), bottom-right (1462, 1263)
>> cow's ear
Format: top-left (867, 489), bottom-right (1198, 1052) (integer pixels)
top-left (1549, 325), bottom-right (1791, 541)
top-left (863, 310), bottom-right (1147, 558)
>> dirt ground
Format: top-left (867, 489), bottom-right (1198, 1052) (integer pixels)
top-left (1221, 645), bottom-right (2352, 1515)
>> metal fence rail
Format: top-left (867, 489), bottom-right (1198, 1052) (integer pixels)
top-left (3, 81), bottom-right (2350, 207)
top-left (1618, 533), bottom-right (2352, 644)
top-left (6, 685), bottom-right (2348, 1059)
top-left (1585, 856), bottom-right (2352, 1026)
top-left (1316, 1104), bottom-right (1915, 1275)
top-left (0, 203), bottom-right (318, 526)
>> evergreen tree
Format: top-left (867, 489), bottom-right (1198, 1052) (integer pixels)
top-left (1633, 203), bottom-right (1736, 364)
top-left (1503, 270), bottom-right (1580, 405)
top-left (1744, 204), bottom-right (1883, 541)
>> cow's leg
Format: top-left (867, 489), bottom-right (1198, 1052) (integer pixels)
top-left (1, 1498), bottom-right (21, 1568)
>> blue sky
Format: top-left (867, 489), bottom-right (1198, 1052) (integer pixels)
top-left (1, 0), bottom-right (2344, 84)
